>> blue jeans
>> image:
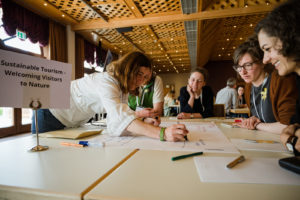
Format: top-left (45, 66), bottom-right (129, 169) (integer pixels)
top-left (31, 109), bottom-right (65, 133)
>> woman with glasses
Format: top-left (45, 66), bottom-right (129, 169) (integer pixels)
top-left (255, 0), bottom-right (300, 154)
top-left (233, 36), bottom-right (297, 134)
top-left (32, 51), bottom-right (188, 142)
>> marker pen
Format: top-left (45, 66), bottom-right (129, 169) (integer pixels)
top-left (79, 141), bottom-right (105, 147)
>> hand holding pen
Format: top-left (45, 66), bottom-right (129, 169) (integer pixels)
top-left (164, 123), bottom-right (189, 142)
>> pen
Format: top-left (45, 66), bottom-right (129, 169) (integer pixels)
top-left (226, 155), bottom-right (245, 169)
top-left (60, 142), bottom-right (84, 148)
top-left (245, 139), bottom-right (279, 144)
top-left (79, 141), bottom-right (105, 147)
top-left (177, 120), bottom-right (188, 141)
top-left (171, 151), bottom-right (203, 161)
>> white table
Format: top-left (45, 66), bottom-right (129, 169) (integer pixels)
top-left (85, 119), bottom-right (300, 200)
top-left (0, 135), bottom-right (135, 200)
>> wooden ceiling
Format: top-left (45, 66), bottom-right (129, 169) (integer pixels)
top-left (15, 0), bottom-right (285, 74)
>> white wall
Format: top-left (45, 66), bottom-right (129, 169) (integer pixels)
top-left (158, 72), bottom-right (190, 98)
top-left (66, 25), bottom-right (75, 80)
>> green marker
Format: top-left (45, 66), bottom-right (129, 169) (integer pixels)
top-left (171, 152), bottom-right (203, 161)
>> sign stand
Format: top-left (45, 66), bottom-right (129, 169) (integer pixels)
top-left (29, 100), bottom-right (49, 152)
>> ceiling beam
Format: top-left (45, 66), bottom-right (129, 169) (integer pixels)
top-left (72, 5), bottom-right (274, 30)
top-left (81, 0), bottom-right (108, 22)
top-left (122, 0), bottom-right (143, 18)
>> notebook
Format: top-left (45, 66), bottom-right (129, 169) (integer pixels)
top-left (39, 127), bottom-right (103, 139)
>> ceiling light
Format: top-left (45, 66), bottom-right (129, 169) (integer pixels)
top-left (62, 14), bottom-right (65, 17)
top-left (222, 47), bottom-right (225, 50)
top-left (44, 3), bottom-right (47, 6)
top-left (218, 54), bottom-right (221, 57)
top-left (240, 37), bottom-right (243, 40)
top-left (250, 24), bottom-right (253, 27)
top-left (233, 25), bottom-right (237, 28)
top-left (226, 38), bottom-right (229, 41)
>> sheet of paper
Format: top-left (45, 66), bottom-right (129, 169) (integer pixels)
top-left (194, 156), bottom-right (300, 185)
top-left (230, 138), bottom-right (288, 153)
top-left (98, 122), bottom-right (239, 153)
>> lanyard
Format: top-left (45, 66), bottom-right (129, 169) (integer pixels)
top-left (252, 75), bottom-right (268, 122)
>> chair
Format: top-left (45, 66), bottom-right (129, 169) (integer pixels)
top-left (213, 104), bottom-right (225, 117)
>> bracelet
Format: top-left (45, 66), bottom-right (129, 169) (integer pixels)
top-left (160, 127), bottom-right (166, 141)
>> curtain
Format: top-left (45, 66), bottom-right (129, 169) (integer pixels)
top-left (75, 34), bottom-right (84, 79)
top-left (1, 0), bottom-right (49, 46)
top-left (96, 41), bottom-right (102, 66)
top-left (84, 40), bottom-right (95, 64)
top-left (49, 21), bottom-right (67, 62)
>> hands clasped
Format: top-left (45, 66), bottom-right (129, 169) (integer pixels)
top-left (136, 108), bottom-right (159, 118)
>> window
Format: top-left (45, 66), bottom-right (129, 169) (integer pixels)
top-left (0, 8), bottom-right (42, 138)
top-left (84, 51), bottom-right (104, 76)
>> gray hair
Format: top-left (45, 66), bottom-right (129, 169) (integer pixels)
top-left (227, 77), bottom-right (236, 87)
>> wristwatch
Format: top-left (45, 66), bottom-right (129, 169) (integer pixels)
top-left (286, 135), bottom-right (298, 152)
top-left (190, 114), bottom-right (194, 119)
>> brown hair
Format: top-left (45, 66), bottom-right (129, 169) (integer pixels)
top-left (107, 51), bottom-right (152, 94)
top-left (233, 34), bottom-right (264, 66)
top-left (190, 67), bottom-right (209, 82)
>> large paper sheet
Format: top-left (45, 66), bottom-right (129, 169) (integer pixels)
top-left (96, 122), bottom-right (239, 153)
top-left (230, 138), bottom-right (289, 153)
top-left (194, 156), bottom-right (300, 185)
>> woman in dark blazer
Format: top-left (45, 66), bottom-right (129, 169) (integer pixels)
top-left (178, 68), bottom-right (214, 119)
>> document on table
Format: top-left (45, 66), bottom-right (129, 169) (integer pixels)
top-left (230, 138), bottom-right (288, 153)
top-left (194, 156), bottom-right (300, 185)
top-left (99, 122), bottom-right (239, 153)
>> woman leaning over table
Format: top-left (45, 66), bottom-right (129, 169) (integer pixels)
top-left (255, 0), bottom-right (300, 154)
top-left (232, 36), bottom-right (297, 134)
top-left (32, 51), bottom-right (188, 142)
top-left (177, 68), bottom-right (214, 119)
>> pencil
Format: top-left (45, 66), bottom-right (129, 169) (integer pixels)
top-left (226, 155), bottom-right (245, 169)
top-left (60, 142), bottom-right (84, 148)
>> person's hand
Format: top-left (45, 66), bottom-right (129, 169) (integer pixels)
top-left (164, 124), bottom-right (189, 142)
top-left (186, 84), bottom-right (194, 97)
top-left (177, 112), bottom-right (191, 119)
top-left (136, 108), bottom-right (158, 118)
top-left (281, 124), bottom-right (300, 152)
top-left (235, 116), bottom-right (261, 130)
top-left (143, 117), bottom-right (161, 127)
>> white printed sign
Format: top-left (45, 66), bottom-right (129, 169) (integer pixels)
top-left (0, 49), bottom-right (71, 109)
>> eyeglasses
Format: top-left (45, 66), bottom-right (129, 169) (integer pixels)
top-left (233, 61), bottom-right (257, 72)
